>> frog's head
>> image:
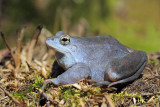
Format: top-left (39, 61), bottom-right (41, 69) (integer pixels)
top-left (46, 31), bottom-right (78, 55)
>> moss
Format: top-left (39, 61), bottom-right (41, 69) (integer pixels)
top-left (148, 59), bottom-right (159, 65)
top-left (32, 75), bottom-right (44, 88)
top-left (12, 75), bottom-right (44, 105)
top-left (111, 91), bottom-right (145, 104)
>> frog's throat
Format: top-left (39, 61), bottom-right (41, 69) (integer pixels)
top-left (52, 47), bottom-right (69, 54)
top-left (55, 51), bottom-right (76, 69)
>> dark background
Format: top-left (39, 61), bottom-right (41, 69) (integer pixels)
top-left (0, 0), bottom-right (160, 53)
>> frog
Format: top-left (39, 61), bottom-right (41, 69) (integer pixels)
top-left (42, 31), bottom-right (147, 90)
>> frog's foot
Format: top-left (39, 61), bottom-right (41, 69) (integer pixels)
top-left (92, 81), bottom-right (111, 87)
top-left (42, 79), bottom-right (59, 91)
top-left (40, 91), bottom-right (53, 102)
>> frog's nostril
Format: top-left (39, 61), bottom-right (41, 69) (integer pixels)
top-left (47, 37), bottom-right (54, 40)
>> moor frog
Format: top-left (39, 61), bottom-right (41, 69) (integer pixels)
top-left (42, 31), bottom-right (147, 89)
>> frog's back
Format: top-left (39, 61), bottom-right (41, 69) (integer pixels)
top-left (71, 35), bottom-right (130, 64)
top-left (72, 35), bottom-right (129, 54)
top-left (74, 35), bottom-right (118, 45)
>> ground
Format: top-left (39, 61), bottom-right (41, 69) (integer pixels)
top-left (0, 27), bottom-right (160, 106)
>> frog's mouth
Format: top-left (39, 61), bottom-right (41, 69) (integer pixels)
top-left (46, 43), bottom-right (69, 56)
top-left (54, 49), bottom-right (68, 55)
top-left (46, 38), bottom-right (70, 54)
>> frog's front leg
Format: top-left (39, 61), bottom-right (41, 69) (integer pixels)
top-left (42, 63), bottom-right (91, 91)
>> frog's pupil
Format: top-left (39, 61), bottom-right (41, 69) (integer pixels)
top-left (62, 38), bottom-right (68, 41)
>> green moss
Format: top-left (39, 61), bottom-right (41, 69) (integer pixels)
top-left (148, 59), bottom-right (159, 65)
top-left (13, 91), bottom-right (26, 99)
top-left (111, 91), bottom-right (145, 104)
top-left (12, 75), bottom-right (44, 106)
top-left (32, 75), bottom-right (44, 88)
top-left (156, 92), bottom-right (160, 102)
top-left (56, 86), bottom-right (101, 106)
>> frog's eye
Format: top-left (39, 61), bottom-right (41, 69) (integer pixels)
top-left (60, 35), bottom-right (70, 45)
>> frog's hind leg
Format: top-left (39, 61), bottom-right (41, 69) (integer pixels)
top-left (108, 60), bottom-right (147, 87)
top-left (93, 60), bottom-right (145, 87)
top-left (105, 50), bottom-right (147, 87)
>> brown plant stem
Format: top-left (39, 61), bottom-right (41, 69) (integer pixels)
top-left (16, 28), bottom-right (24, 68)
top-left (0, 32), bottom-right (16, 67)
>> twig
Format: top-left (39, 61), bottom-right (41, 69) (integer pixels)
top-left (0, 86), bottom-right (21, 105)
top-left (27, 25), bottom-right (43, 63)
top-left (141, 92), bottom-right (153, 96)
top-left (42, 53), bottom-right (48, 61)
top-left (26, 61), bottom-right (33, 71)
top-left (0, 32), bottom-right (16, 67)
top-left (147, 96), bottom-right (155, 103)
top-left (0, 32), bottom-right (11, 51)
top-left (1, 69), bottom-right (12, 72)
top-left (104, 94), bottom-right (115, 107)
top-left (80, 98), bottom-right (85, 107)
top-left (16, 28), bottom-right (24, 68)
top-left (34, 59), bottom-right (42, 66)
top-left (32, 25), bottom-right (43, 47)
top-left (0, 96), bottom-right (8, 101)
top-left (63, 83), bottom-right (82, 90)
top-left (101, 97), bottom-right (107, 107)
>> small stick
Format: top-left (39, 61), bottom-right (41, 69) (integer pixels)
top-left (16, 28), bottom-right (24, 68)
top-left (104, 94), bottom-right (115, 107)
top-left (0, 32), bottom-right (16, 67)
top-left (32, 25), bottom-right (43, 47)
top-left (26, 61), bottom-right (32, 71)
top-left (0, 32), bottom-right (11, 51)
top-left (27, 25), bottom-right (43, 63)
top-left (0, 86), bottom-right (21, 105)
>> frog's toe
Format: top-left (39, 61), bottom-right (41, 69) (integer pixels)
top-left (42, 79), bottom-right (52, 91)
top-left (42, 79), bottom-right (59, 91)
top-left (93, 81), bottom-right (111, 87)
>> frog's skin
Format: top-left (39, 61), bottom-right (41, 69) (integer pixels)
top-left (42, 31), bottom-right (147, 89)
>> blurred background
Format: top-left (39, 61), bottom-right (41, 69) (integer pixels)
top-left (0, 0), bottom-right (160, 53)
